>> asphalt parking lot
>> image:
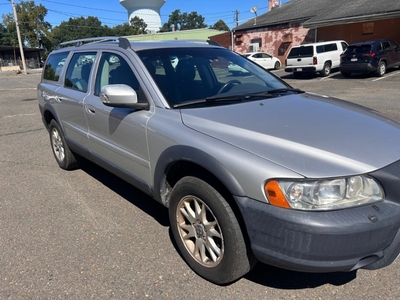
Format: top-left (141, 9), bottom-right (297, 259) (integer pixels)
top-left (1, 69), bottom-right (399, 299)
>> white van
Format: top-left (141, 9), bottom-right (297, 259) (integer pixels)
top-left (285, 40), bottom-right (348, 77)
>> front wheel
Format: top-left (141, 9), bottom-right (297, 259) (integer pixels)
top-left (169, 176), bottom-right (255, 284)
top-left (274, 61), bottom-right (281, 70)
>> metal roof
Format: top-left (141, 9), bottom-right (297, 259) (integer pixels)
top-left (234, 0), bottom-right (400, 31)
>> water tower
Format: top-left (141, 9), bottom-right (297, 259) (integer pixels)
top-left (120, 0), bottom-right (166, 33)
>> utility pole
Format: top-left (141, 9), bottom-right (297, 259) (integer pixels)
top-left (11, 0), bottom-right (27, 74)
top-left (235, 10), bottom-right (239, 27)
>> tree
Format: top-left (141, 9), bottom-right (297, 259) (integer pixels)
top-left (159, 9), bottom-right (207, 32)
top-left (2, 1), bottom-right (51, 48)
top-left (210, 20), bottom-right (230, 31)
top-left (50, 16), bottom-right (112, 49)
top-left (181, 12), bottom-right (207, 30)
top-left (130, 16), bottom-right (147, 34)
top-left (0, 23), bottom-right (17, 46)
top-left (111, 23), bottom-right (139, 36)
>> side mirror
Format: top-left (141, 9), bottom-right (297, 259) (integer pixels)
top-left (100, 84), bottom-right (149, 110)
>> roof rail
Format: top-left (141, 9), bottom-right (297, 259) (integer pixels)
top-left (167, 39), bottom-right (222, 46)
top-left (56, 36), bottom-right (130, 50)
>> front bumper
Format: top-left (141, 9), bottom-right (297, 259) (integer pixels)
top-left (235, 160), bottom-right (400, 273)
top-left (236, 197), bottom-right (400, 272)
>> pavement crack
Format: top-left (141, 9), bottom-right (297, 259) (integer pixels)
top-left (0, 159), bottom-right (54, 168)
top-left (0, 128), bottom-right (45, 137)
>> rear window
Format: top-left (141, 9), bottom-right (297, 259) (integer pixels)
top-left (287, 46), bottom-right (313, 58)
top-left (345, 45), bottom-right (372, 54)
top-left (43, 52), bottom-right (69, 81)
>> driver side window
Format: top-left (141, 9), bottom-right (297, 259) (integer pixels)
top-left (94, 52), bottom-right (140, 96)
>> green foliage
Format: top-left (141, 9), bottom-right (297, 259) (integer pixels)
top-left (130, 16), bottom-right (147, 34)
top-left (160, 9), bottom-right (207, 32)
top-left (112, 22), bottom-right (139, 36)
top-left (19, 1), bottom-right (51, 47)
top-left (50, 16), bottom-right (112, 49)
top-left (1, 1), bottom-right (51, 49)
top-left (0, 22), bottom-right (18, 46)
top-left (210, 20), bottom-right (230, 31)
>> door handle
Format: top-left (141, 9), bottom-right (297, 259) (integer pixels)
top-left (85, 105), bottom-right (95, 114)
top-left (55, 96), bottom-right (66, 102)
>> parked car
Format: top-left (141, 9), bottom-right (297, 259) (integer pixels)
top-left (38, 37), bottom-right (400, 285)
top-left (285, 40), bottom-right (348, 77)
top-left (340, 39), bottom-right (400, 77)
top-left (243, 52), bottom-right (281, 70)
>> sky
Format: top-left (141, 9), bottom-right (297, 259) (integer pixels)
top-left (0, 0), bottom-right (290, 30)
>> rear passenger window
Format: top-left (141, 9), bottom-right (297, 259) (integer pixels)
top-left (43, 52), bottom-right (69, 81)
top-left (382, 41), bottom-right (391, 50)
top-left (64, 52), bottom-right (96, 93)
top-left (316, 43), bottom-right (338, 53)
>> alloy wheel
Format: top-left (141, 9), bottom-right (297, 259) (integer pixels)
top-left (175, 195), bottom-right (224, 267)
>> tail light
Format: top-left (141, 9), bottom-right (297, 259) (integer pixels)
top-left (285, 58), bottom-right (287, 66)
top-left (313, 57), bottom-right (317, 65)
top-left (362, 52), bottom-right (377, 57)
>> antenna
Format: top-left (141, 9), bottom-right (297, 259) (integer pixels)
top-left (250, 5), bottom-right (258, 16)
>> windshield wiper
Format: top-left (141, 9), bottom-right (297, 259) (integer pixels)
top-left (173, 96), bottom-right (243, 108)
top-left (173, 95), bottom-right (244, 108)
top-left (239, 88), bottom-right (304, 99)
top-left (264, 88), bottom-right (305, 94)
top-left (173, 88), bottom-right (305, 108)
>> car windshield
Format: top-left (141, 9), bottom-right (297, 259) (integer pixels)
top-left (138, 47), bottom-right (290, 108)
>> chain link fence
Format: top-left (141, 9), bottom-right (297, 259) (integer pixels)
top-left (0, 58), bottom-right (44, 71)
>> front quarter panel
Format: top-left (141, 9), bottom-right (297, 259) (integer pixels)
top-left (146, 108), bottom-right (303, 206)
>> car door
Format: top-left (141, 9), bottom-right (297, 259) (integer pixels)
top-left (53, 51), bottom-right (97, 151)
top-left (251, 53), bottom-right (271, 69)
top-left (83, 51), bottom-right (153, 185)
top-left (389, 41), bottom-right (400, 67)
top-left (260, 53), bottom-right (274, 69)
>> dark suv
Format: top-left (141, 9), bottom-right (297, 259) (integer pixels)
top-left (340, 39), bottom-right (400, 77)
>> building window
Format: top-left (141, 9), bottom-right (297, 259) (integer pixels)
top-left (250, 38), bottom-right (262, 48)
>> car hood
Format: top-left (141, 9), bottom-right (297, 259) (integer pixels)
top-left (180, 93), bottom-right (400, 178)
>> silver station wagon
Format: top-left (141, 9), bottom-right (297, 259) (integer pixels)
top-left (37, 37), bottom-right (400, 284)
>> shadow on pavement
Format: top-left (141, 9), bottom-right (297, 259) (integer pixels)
top-left (244, 262), bottom-right (356, 288)
top-left (80, 159), bottom-right (169, 227)
top-left (80, 158), bottom-right (357, 289)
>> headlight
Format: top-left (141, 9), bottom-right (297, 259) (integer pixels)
top-left (265, 176), bottom-right (383, 210)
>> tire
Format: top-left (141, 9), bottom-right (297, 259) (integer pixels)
top-left (341, 71), bottom-right (351, 78)
top-left (169, 176), bottom-right (255, 284)
top-left (376, 61), bottom-right (386, 77)
top-left (49, 120), bottom-right (80, 170)
top-left (274, 61), bottom-right (281, 70)
top-left (321, 62), bottom-right (331, 77)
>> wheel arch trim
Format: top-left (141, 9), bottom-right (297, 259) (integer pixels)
top-left (153, 145), bottom-right (246, 206)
